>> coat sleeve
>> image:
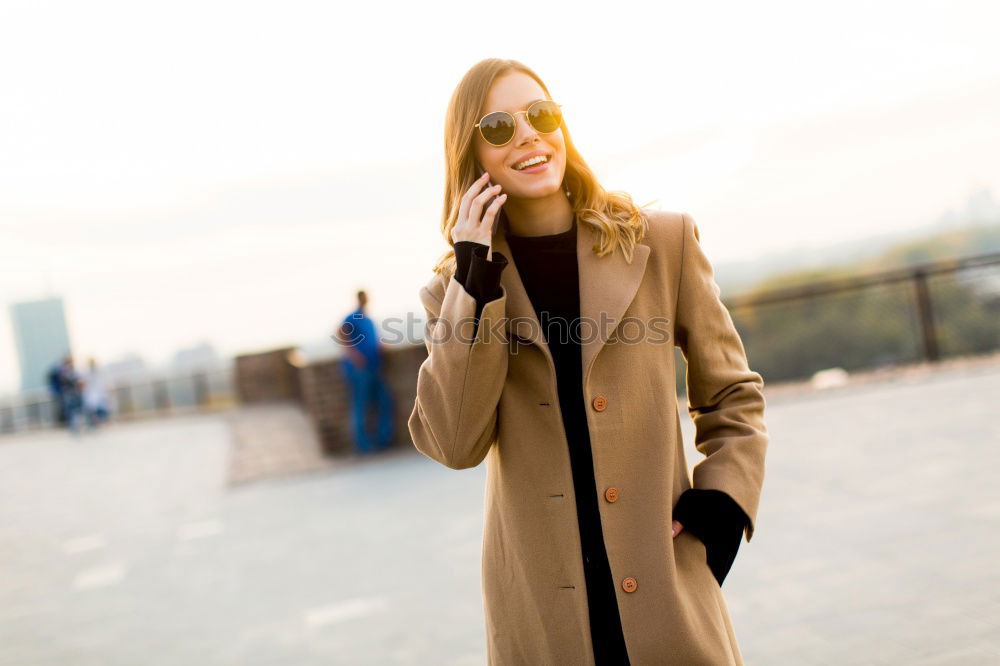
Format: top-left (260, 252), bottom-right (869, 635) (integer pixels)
top-left (674, 212), bottom-right (768, 542)
top-left (407, 271), bottom-right (509, 470)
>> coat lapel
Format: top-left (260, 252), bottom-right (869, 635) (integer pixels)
top-left (492, 212), bottom-right (650, 386)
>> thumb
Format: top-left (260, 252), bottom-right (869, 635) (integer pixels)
top-left (672, 520), bottom-right (683, 538)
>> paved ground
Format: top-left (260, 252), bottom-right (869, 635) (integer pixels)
top-left (225, 402), bottom-right (334, 485)
top-left (1, 359), bottom-right (999, 665)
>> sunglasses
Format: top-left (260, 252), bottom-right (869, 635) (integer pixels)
top-left (474, 100), bottom-right (563, 147)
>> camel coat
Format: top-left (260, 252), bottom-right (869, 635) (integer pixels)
top-left (408, 209), bottom-right (768, 665)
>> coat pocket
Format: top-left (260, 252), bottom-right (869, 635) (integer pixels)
top-left (680, 529), bottom-right (720, 589)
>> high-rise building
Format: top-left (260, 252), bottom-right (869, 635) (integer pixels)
top-left (9, 297), bottom-right (72, 392)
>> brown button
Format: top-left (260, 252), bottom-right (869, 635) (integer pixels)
top-left (604, 487), bottom-right (619, 503)
top-left (592, 396), bottom-right (607, 411)
top-left (622, 577), bottom-right (638, 593)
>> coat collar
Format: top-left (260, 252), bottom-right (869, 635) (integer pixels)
top-left (491, 211), bottom-right (650, 385)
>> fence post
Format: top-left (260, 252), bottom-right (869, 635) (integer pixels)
top-left (193, 372), bottom-right (209, 408)
top-left (26, 401), bottom-right (42, 429)
top-left (153, 379), bottom-right (171, 412)
top-left (913, 268), bottom-right (940, 362)
top-left (0, 405), bottom-right (12, 433)
top-left (116, 385), bottom-right (134, 417)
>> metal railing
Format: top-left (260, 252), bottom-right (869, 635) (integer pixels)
top-left (721, 251), bottom-right (1000, 384)
top-left (7, 253), bottom-right (998, 434)
top-left (0, 366), bottom-right (237, 436)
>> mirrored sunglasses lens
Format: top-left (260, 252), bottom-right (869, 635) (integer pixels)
top-left (480, 113), bottom-right (515, 145)
top-left (528, 102), bottom-right (561, 133)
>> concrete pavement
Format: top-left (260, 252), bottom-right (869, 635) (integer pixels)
top-left (1, 359), bottom-right (999, 664)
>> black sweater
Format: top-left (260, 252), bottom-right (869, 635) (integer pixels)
top-left (453, 223), bottom-right (748, 662)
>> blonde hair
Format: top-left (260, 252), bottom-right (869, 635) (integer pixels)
top-left (432, 58), bottom-right (654, 278)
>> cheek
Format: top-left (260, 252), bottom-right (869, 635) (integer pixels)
top-left (482, 153), bottom-right (518, 187)
top-left (478, 148), bottom-right (507, 174)
top-left (474, 140), bottom-right (500, 168)
top-left (553, 132), bottom-right (567, 159)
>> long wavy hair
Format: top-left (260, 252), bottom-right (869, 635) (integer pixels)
top-left (432, 58), bottom-right (654, 278)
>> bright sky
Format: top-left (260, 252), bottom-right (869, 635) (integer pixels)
top-left (1, 0), bottom-right (999, 392)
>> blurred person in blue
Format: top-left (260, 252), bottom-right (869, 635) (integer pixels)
top-left (334, 290), bottom-right (395, 454)
top-left (58, 354), bottom-right (84, 434)
top-left (82, 357), bottom-right (112, 429)
top-left (46, 356), bottom-right (67, 426)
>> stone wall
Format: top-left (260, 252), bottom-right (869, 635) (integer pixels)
top-left (236, 345), bottom-right (426, 457)
top-left (234, 347), bottom-right (302, 403)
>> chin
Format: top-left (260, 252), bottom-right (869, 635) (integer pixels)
top-left (508, 177), bottom-right (564, 200)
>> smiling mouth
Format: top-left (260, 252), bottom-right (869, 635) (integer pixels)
top-left (512, 154), bottom-right (551, 171)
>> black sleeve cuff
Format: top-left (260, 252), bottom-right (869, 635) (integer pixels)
top-left (466, 244), bottom-right (507, 305)
top-left (454, 241), bottom-right (508, 340)
top-left (454, 241), bottom-right (480, 289)
top-left (673, 488), bottom-right (750, 586)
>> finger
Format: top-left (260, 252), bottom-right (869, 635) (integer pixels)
top-left (459, 175), bottom-right (490, 225)
top-left (459, 172), bottom-right (491, 222)
top-left (478, 194), bottom-right (506, 229)
top-left (469, 184), bottom-right (501, 224)
top-left (672, 520), bottom-right (683, 538)
top-left (471, 183), bottom-right (500, 214)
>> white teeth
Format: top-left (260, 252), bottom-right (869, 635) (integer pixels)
top-left (514, 155), bottom-right (548, 170)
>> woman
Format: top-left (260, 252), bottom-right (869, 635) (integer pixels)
top-left (82, 357), bottom-right (112, 429)
top-left (408, 58), bottom-right (768, 665)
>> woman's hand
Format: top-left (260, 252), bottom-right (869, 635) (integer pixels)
top-left (451, 171), bottom-right (506, 261)
top-left (672, 520), bottom-right (684, 538)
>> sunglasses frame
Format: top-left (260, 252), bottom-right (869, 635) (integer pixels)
top-left (474, 100), bottom-right (564, 147)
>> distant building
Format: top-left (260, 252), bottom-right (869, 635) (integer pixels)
top-left (172, 342), bottom-right (223, 371)
top-left (101, 354), bottom-right (149, 382)
top-left (9, 297), bottom-right (72, 392)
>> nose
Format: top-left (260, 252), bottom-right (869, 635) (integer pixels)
top-left (511, 110), bottom-right (540, 146)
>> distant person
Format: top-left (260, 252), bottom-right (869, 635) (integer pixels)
top-left (46, 357), bottom-right (67, 426)
top-left (81, 357), bottom-right (112, 429)
top-left (334, 290), bottom-right (395, 454)
top-left (58, 354), bottom-right (84, 434)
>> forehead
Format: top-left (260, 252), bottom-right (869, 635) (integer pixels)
top-left (480, 71), bottom-right (548, 114)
